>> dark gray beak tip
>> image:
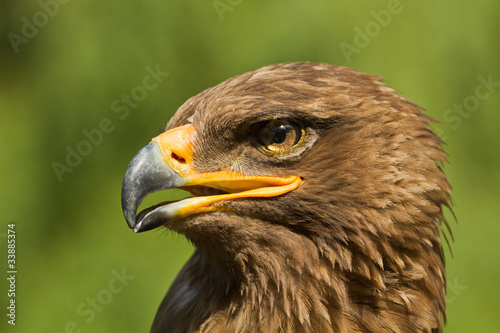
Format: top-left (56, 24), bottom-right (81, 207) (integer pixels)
top-left (121, 143), bottom-right (158, 229)
top-left (121, 142), bottom-right (186, 232)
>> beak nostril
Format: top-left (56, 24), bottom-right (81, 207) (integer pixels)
top-left (171, 152), bottom-right (187, 164)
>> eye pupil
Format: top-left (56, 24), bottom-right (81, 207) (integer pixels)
top-left (256, 119), bottom-right (303, 153)
top-left (273, 125), bottom-right (288, 144)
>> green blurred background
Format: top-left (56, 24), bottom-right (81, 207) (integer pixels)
top-left (1, 0), bottom-right (499, 332)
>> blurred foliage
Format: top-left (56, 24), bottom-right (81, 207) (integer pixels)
top-left (0, 0), bottom-right (499, 332)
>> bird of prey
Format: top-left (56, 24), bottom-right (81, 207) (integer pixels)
top-left (121, 62), bottom-right (452, 333)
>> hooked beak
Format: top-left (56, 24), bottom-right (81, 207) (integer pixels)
top-left (121, 124), bottom-right (302, 233)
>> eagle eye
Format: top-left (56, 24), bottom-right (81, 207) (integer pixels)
top-left (256, 119), bottom-right (304, 153)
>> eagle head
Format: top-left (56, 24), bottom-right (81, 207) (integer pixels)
top-left (121, 62), bottom-right (452, 333)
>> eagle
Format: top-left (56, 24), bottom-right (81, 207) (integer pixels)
top-left (121, 62), bottom-right (452, 333)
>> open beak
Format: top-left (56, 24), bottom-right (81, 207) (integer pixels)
top-left (121, 124), bottom-right (302, 233)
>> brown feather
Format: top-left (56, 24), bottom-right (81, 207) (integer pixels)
top-left (151, 62), bottom-right (452, 333)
